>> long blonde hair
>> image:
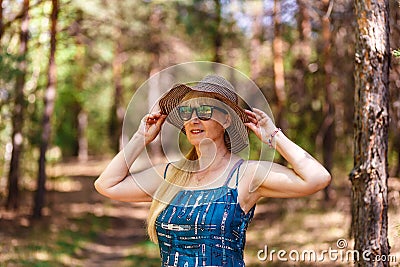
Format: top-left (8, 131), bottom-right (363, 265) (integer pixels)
top-left (147, 147), bottom-right (199, 243)
top-left (147, 91), bottom-right (234, 243)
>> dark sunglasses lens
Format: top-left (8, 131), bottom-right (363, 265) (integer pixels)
top-left (197, 105), bottom-right (213, 120)
top-left (178, 106), bottom-right (193, 121)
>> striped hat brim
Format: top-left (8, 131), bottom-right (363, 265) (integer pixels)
top-left (158, 83), bottom-right (250, 154)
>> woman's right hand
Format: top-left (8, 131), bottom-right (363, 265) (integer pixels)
top-left (137, 111), bottom-right (167, 145)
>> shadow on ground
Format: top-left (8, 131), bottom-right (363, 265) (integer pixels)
top-left (1, 159), bottom-right (399, 266)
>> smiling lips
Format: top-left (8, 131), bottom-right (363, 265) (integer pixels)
top-left (189, 129), bottom-right (204, 134)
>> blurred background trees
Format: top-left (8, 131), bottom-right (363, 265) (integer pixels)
top-left (1, 0), bottom-right (399, 265)
top-left (0, 0), bottom-right (399, 220)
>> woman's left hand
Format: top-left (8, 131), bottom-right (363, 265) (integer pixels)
top-left (243, 108), bottom-right (332, 199)
top-left (244, 108), bottom-right (277, 143)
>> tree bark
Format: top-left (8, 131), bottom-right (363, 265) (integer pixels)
top-left (293, 0), bottom-right (311, 114)
top-left (293, 0), bottom-right (311, 98)
top-left (272, 0), bottom-right (287, 129)
top-left (249, 2), bottom-right (263, 81)
top-left (0, 0), bottom-right (4, 40)
top-left (147, 5), bottom-right (164, 163)
top-left (33, 0), bottom-right (58, 218)
top-left (109, 39), bottom-right (124, 153)
top-left (72, 11), bottom-right (88, 161)
top-left (6, 0), bottom-right (29, 210)
top-left (293, 0), bottom-right (313, 163)
top-left (77, 109), bottom-right (88, 161)
top-left (349, 0), bottom-right (390, 266)
top-left (213, 0), bottom-right (222, 63)
top-left (75, 49), bottom-right (88, 161)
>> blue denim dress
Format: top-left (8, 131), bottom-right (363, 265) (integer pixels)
top-left (155, 159), bottom-right (256, 267)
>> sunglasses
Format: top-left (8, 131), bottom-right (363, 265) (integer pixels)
top-left (177, 105), bottom-right (228, 121)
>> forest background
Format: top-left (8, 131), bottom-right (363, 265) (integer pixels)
top-left (0, 0), bottom-right (399, 266)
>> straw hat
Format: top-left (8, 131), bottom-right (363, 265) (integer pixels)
top-left (158, 75), bottom-right (250, 153)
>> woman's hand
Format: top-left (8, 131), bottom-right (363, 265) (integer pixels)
top-left (95, 110), bottom-right (167, 202)
top-left (137, 111), bottom-right (167, 145)
top-left (244, 108), bottom-right (278, 143)
top-left (242, 107), bottom-right (331, 200)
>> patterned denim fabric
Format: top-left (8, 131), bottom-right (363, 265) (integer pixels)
top-left (156, 159), bottom-right (256, 267)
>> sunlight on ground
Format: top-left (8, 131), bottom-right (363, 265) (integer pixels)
top-left (244, 189), bottom-right (400, 266)
top-left (48, 178), bottom-right (83, 192)
top-left (58, 201), bottom-right (150, 220)
top-left (389, 214), bottom-right (400, 261)
top-left (46, 157), bottom-right (111, 177)
top-left (245, 203), bottom-right (352, 266)
top-left (1, 160), bottom-right (399, 266)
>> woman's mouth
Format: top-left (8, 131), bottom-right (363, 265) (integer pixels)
top-left (190, 129), bottom-right (204, 134)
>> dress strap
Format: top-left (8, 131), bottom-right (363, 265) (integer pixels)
top-left (223, 159), bottom-right (244, 187)
top-left (164, 163), bottom-right (172, 179)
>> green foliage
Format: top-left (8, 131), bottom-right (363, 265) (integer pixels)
top-left (0, 50), bottom-right (21, 84)
top-left (0, 50), bottom-right (17, 173)
top-left (0, 0), bottom-right (397, 189)
top-left (1, 0), bottom-right (399, 263)
top-left (124, 240), bottom-right (161, 266)
top-left (175, 0), bottom-right (246, 61)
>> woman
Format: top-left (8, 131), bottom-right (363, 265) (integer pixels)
top-left (94, 75), bottom-right (331, 266)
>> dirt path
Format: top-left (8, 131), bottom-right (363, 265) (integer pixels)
top-left (0, 157), bottom-right (160, 266)
top-left (52, 175), bottom-right (155, 266)
top-left (81, 201), bottom-right (150, 266)
top-left (1, 158), bottom-right (399, 266)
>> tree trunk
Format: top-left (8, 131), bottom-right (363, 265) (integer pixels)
top-left (77, 109), bottom-right (88, 161)
top-left (272, 0), bottom-right (287, 129)
top-left (213, 0), bottom-right (222, 63)
top-left (317, 0), bottom-right (335, 202)
top-left (293, 0), bottom-right (311, 121)
top-left (147, 5), bottom-right (164, 163)
top-left (294, 0), bottom-right (311, 99)
top-left (349, 0), bottom-right (390, 266)
top-left (249, 2), bottom-right (263, 81)
top-left (0, 0), bottom-right (4, 40)
top-left (293, 0), bottom-right (313, 164)
top-left (6, 0), bottom-right (29, 210)
top-left (73, 12), bottom-right (88, 161)
top-left (33, 0), bottom-right (58, 218)
top-left (109, 39), bottom-right (125, 153)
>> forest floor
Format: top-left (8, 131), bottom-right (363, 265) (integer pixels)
top-left (0, 157), bottom-right (399, 267)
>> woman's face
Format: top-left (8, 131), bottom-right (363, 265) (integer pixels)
top-left (179, 97), bottom-right (230, 147)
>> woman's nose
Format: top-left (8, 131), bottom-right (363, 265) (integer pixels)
top-left (188, 110), bottom-right (200, 122)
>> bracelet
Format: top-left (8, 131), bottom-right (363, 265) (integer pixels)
top-left (267, 128), bottom-right (281, 148)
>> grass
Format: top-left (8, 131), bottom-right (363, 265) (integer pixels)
top-left (124, 241), bottom-right (161, 266)
top-left (1, 194), bottom-right (399, 266)
top-left (1, 160), bottom-right (399, 266)
top-left (1, 213), bottom-right (110, 266)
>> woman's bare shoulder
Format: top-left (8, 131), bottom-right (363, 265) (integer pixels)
top-left (241, 159), bottom-right (274, 171)
top-left (239, 159), bottom-right (275, 191)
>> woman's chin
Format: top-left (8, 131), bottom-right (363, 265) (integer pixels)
top-left (187, 134), bottom-right (205, 142)
top-left (187, 138), bottom-right (203, 146)
top-left (188, 136), bottom-right (213, 146)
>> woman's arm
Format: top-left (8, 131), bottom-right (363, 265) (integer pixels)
top-left (94, 112), bottom-right (167, 202)
top-left (244, 108), bottom-right (331, 198)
